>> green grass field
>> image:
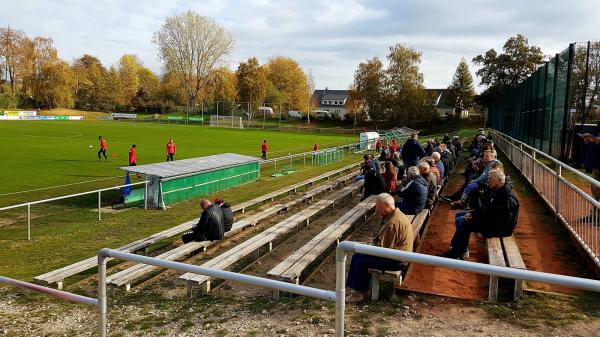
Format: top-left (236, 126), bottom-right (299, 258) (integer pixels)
top-left (0, 120), bottom-right (353, 204)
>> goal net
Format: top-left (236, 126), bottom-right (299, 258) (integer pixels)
top-left (209, 115), bottom-right (244, 129)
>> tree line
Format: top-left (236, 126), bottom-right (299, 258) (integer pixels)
top-left (348, 34), bottom-right (547, 125)
top-left (0, 13), bottom-right (310, 114)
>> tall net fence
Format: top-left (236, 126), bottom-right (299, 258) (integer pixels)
top-left (488, 41), bottom-right (600, 162)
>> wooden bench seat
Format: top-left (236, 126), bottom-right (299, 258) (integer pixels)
top-left (487, 235), bottom-right (526, 301)
top-left (179, 182), bottom-right (363, 292)
top-left (267, 196), bottom-right (377, 292)
top-left (33, 164), bottom-right (359, 289)
top-left (106, 204), bottom-right (287, 290)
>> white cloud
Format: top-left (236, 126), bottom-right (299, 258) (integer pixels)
top-left (0, 0), bottom-right (598, 91)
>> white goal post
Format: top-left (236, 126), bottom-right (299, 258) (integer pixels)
top-left (209, 115), bottom-right (244, 129)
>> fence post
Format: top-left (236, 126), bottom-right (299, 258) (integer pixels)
top-left (98, 253), bottom-right (108, 337)
top-left (531, 151), bottom-right (536, 186)
top-left (27, 204), bottom-right (31, 241)
top-left (555, 165), bottom-right (562, 213)
top-left (144, 181), bottom-right (148, 210)
top-left (335, 249), bottom-right (346, 337)
top-left (98, 191), bottom-right (101, 221)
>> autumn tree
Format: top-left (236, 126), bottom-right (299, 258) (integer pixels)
top-left (472, 34), bottom-right (544, 106)
top-left (202, 67), bottom-right (237, 102)
top-left (73, 54), bottom-right (107, 109)
top-left (118, 54), bottom-right (142, 107)
top-left (0, 27), bottom-right (26, 95)
top-left (236, 57), bottom-right (267, 119)
top-left (351, 57), bottom-right (386, 121)
top-left (446, 58), bottom-right (476, 116)
top-left (153, 10), bottom-right (234, 113)
top-left (265, 56), bottom-right (309, 112)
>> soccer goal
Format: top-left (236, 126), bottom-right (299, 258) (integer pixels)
top-left (209, 115), bottom-right (244, 129)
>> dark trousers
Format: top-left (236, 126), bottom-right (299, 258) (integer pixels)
top-left (346, 253), bottom-right (404, 292)
top-left (261, 151), bottom-right (267, 160)
top-left (449, 214), bottom-right (483, 256)
top-left (166, 153), bottom-right (174, 161)
top-left (98, 149), bottom-right (107, 160)
top-left (395, 201), bottom-right (419, 215)
top-left (182, 229), bottom-right (206, 244)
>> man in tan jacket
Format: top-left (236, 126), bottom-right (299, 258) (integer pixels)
top-left (346, 193), bottom-right (413, 302)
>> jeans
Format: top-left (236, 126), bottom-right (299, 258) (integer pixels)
top-left (346, 253), bottom-right (404, 292)
top-left (449, 215), bottom-right (483, 256)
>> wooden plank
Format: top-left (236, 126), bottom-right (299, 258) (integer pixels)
top-left (501, 235), bottom-right (526, 300)
top-left (269, 196), bottom-right (376, 280)
top-left (180, 184), bottom-right (360, 285)
top-left (487, 237), bottom-right (505, 302)
top-left (411, 209), bottom-right (429, 238)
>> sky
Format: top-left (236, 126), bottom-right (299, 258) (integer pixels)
top-left (1, 0), bottom-right (598, 91)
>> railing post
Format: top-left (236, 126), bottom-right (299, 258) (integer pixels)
top-left (98, 191), bottom-right (102, 221)
top-left (98, 253), bottom-right (108, 337)
top-left (532, 151), bottom-right (537, 186)
top-left (144, 181), bottom-right (148, 210)
top-left (335, 248), bottom-right (346, 337)
top-left (27, 204), bottom-right (31, 241)
top-left (555, 165), bottom-right (562, 213)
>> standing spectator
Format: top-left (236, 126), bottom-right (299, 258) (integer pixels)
top-left (424, 139), bottom-right (435, 156)
top-left (345, 193), bottom-right (413, 303)
top-left (261, 139), bottom-right (268, 160)
top-left (370, 154), bottom-right (381, 175)
top-left (382, 161), bottom-right (398, 194)
top-left (166, 139), bottom-right (176, 161)
top-left (375, 138), bottom-right (383, 153)
top-left (401, 133), bottom-right (425, 168)
top-left (97, 136), bottom-right (107, 161)
top-left (389, 139), bottom-right (399, 153)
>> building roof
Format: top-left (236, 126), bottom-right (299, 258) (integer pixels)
top-left (425, 88), bottom-right (453, 109)
top-left (120, 153), bottom-right (259, 179)
top-left (312, 89), bottom-right (349, 102)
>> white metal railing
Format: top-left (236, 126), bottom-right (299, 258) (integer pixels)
top-left (93, 243), bottom-right (600, 337)
top-left (0, 180), bottom-right (149, 240)
top-left (490, 129), bottom-right (600, 269)
top-left (0, 275), bottom-right (98, 307)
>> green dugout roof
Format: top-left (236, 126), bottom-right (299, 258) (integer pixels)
top-left (119, 153), bottom-right (259, 179)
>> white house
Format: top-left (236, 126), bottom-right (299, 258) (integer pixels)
top-left (311, 88), bottom-right (349, 120)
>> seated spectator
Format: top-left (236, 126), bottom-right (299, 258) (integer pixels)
top-left (214, 197), bottom-right (233, 233)
top-left (421, 156), bottom-right (440, 185)
top-left (442, 151), bottom-right (500, 209)
top-left (395, 166), bottom-right (428, 215)
top-left (393, 152), bottom-right (405, 181)
top-left (382, 161), bottom-right (398, 194)
top-left (345, 193), bottom-right (413, 303)
top-left (451, 136), bottom-right (462, 157)
top-left (424, 139), bottom-right (435, 156)
top-left (182, 199), bottom-right (225, 243)
top-left (378, 146), bottom-right (390, 162)
top-left (440, 170), bottom-right (519, 259)
top-left (418, 162), bottom-right (438, 209)
top-left (431, 152), bottom-right (445, 179)
top-left (354, 155), bottom-right (376, 182)
top-left (401, 133), bottom-right (426, 168)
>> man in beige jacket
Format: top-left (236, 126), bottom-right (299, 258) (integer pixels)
top-left (346, 193), bottom-right (413, 302)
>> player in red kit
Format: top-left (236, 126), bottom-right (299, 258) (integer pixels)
top-left (166, 139), bottom-right (176, 161)
top-left (261, 140), bottom-right (268, 160)
top-left (97, 136), bottom-right (107, 161)
top-left (128, 144), bottom-right (138, 166)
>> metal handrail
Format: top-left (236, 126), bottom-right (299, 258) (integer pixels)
top-left (0, 275), bottom-right (98, 307)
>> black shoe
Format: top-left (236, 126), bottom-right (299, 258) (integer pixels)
top-left (437, 251), bottom-right (461, 259)
top-left (450, 201), bottom-right (465, 210)
top-left (439, 195), bottom-right (453, 203)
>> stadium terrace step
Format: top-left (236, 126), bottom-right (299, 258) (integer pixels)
top-left (178, 181), bottom-right (364, 293)
top-left (33, 163), bottom-right (360, 289)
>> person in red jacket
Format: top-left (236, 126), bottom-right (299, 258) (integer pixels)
top-left (166, 139), bottom-right (176, 161)
top-left (261, 140), bottom-right (268, 160)
top-left (313, 142), bottom-right (319, 161)
top-left (97, 136), bottom-right (107, 161)
top-left (389, 139), bottom-right (398, 153)
top-left (128, 144), bottom-right (138, 166)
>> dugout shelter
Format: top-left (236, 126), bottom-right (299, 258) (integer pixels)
top-left (120, 153), bottom-right (260, 209)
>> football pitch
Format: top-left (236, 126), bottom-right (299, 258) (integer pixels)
top-left (0, 120), bottom-right (354, 199)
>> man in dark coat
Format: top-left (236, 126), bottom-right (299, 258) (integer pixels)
top-left (401, 133), bottom-right (425, 168)
top-left (363, 168), bottom-right (387, 200)
top-left (395, 166), bottom-right (428, 215)
top-left (440, 170), bottom-right (519, 259)
top-left (182, 199), bottom-right (225, 243)
top-left (418, 162), bottom-right (438, 209)
top-left (214, 197), bottom-right (234, 232)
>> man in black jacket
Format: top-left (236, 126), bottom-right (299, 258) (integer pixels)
top-left (401, 133), bottom-right (425, 168)
top-left (214, 197), bottom-right (234, 232)
top-left (182, 199), bottom-right (225, 243)
top-left (440, 170), bottom-right (519, 259)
